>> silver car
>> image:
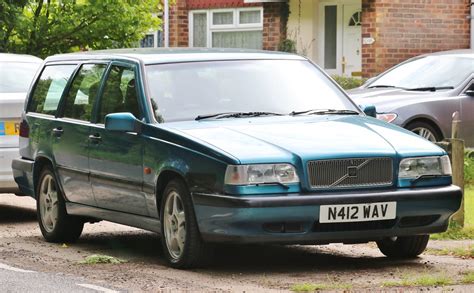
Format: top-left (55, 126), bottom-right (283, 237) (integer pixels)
top-left (349, 50), bottom-right (474, 147)
top-left (0, 53), bottom-right (42, 193)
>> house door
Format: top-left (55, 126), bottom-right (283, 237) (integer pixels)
top-left (319, 1), bottom-right (362, 77)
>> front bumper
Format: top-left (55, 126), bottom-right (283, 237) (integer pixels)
top-left (193, 185), bottom-right (462, 244)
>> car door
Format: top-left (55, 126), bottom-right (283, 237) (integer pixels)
top-left (88, 62), bottom-right (148, 216)
top-left (460, 81), bottom-right (474, 147)
top-left (52, 63), bottom-right (108, 205)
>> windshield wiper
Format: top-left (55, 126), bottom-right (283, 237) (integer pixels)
top-left (195, 111), bottom-right (283, 121)
top-left (290, 109), bottom-right (360, 116)
top-left (406, 86), bottom-right (454, 92)
top-left (367, 85), bottom-right (404, 89)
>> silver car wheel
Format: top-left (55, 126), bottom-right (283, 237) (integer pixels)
top-left (411, 127), bottom-right (437, 142)
top-left (39, 174), bottom-right (59, 233)
top-left (163, 190), bottom-right (186, 260)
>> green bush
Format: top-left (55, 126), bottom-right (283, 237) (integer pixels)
top-left (466, 150), bottom-right (474, 185)
top-left (332, 75), bottom-right (367, 90)
top-left (278, 39), bottom-right (297, 54)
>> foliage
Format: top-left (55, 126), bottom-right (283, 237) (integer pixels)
top-left (79, 254), bottom-right (126, 265)
top-left (0, 0), bottom-right (161, 58)
top-left (465, 150), bottom-right (474, 185)
top-left (462, 271), bottom-right (474, 284)
top-left (332, 75), bottom-right (367, 90)
top-left (278, 39), bottom-right (297, 54)
top-left (382, 274), bottom-right (453, 288)
top-left (426, 245), bottom-right (474, 259)
top-left (431, 186), bottom-right (474, 240)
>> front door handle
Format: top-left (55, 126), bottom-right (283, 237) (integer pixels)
top-left (88, 133), bottom-right (102, 144)
top-left (52, 127), bottom-right (64, 137)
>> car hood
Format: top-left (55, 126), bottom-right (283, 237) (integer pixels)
top-left (162, 115), bottom-right (444, 164)
top-left (348, 88), bottom-right (452, 112)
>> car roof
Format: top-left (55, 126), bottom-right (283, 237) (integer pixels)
top-left (0, 53), bottom-right (42, 63)
top-left (44, 48), bottom-right (306, 64)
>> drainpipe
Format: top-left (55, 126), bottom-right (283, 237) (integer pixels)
top-left (164, 0), bottom-right (169, 47)
top-left (471, 0), bottom-right (474, 49)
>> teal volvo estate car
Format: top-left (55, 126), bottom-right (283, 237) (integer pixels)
top-left (12, 49), bottom-right (461, 268)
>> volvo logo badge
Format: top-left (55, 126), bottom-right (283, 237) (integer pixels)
top-left (347, 166), bottom-right (358, 177)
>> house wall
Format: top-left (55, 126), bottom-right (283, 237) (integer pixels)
top-left (287, 0), bottom-right (317, 60)
top-left (362, 0), bottom-right (471, 77)
top-left (168, 0), bottom-right (289, 50)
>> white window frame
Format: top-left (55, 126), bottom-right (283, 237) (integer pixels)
top-left (189, 7), bottom-right (264, 48)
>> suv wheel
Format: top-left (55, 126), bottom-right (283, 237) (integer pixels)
top-left (376, 235), bottom-right (429, 258)
top-left (37, 166), bottom-right (83, 243)
top-left (160, 178), bottom-right (209, 268)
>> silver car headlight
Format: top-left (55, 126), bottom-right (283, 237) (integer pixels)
top-left (399, 155), bottom-right (452, 179)
top-left (224, 164), bottom-right (299, 185)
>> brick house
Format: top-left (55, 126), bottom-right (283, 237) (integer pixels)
top-left (150, 0), bottom-right (472, 77)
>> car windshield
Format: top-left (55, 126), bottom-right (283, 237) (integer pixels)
top-left (369, 56), bottom-right (474, 90)
top-left (146, 60), bottom-right (359, 122)
top-left (0, 62), bottom-right (41, 93)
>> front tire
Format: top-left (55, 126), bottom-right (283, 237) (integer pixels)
top-left (36, 166), bottom-right (83, 243)
top-left (406, 121), bottom-right (442, 142)
top-left (160, 178), bottom-right (209, 269)
top-left (376, 235), bottom-right (429, 258)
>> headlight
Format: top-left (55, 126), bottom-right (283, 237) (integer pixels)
top-left (376, 113), bottom-right (398, 123)
top-left (399, 155), bottom-right (451, 179)
top-left (224, 164), bottom-right (299, 185)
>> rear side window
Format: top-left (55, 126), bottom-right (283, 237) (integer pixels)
top-left (62, 64), bottom-right (107, 121)
top-left (28, 65), bottom-right (76, 115)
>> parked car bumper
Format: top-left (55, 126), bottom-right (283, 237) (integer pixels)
top-left (193, 185), bottom-right (462, 244)
top-left (11, 157), bottom-right (34, 197)
top-left (0, 147), bottom-right (20, 193)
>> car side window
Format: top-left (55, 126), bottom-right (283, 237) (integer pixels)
top-left (28, 65), bottom-right (76, 115)
top-left (62, 64), bottom-right (107, 121)
top-left (98, 65), bottom-right (141, 124)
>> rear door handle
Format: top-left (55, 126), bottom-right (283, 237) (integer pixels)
top-left (88, 133), bottom-right (102, 144)
top-left (52, 127), bottom-right (63, 137)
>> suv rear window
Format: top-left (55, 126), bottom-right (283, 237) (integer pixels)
top-left (28, 65), bottom-right (76, 115)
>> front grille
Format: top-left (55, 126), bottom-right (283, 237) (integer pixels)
top-left (312, 219), bottom-right (397, 232)
top-left (307, 157), bottom-right (393, 189)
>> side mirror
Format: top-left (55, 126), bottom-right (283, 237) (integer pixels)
top-left (465, 89), bottom-right (474, 97)
top-left (360, 104), bottom-right (377, 118)
top-left (105, 113), bottom-right (141, 133)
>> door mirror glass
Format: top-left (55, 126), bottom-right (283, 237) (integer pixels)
top-left (105, 113), bottom-right (140, 133)
top-left (360, 104), bottom-right (377, 118)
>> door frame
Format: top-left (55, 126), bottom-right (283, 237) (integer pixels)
top-left (318, 0), bottom-right (361, 76)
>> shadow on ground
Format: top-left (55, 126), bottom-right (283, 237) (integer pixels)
top-left (0, 203), bottom-right (37, 224)
top-left (63, 229), bottom-right (430, 273)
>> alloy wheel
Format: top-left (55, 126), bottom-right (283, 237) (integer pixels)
top-left (163, 190), bottom-right (186, 260)
top-left (411, 127), bottom-right (437, 142)
top-left (39, 174), bottom-right (59, 233)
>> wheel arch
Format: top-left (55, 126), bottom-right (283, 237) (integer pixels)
top-left (402, 116), bottom-right (445, 141)
top-left (33, 156), bottom-right (54, 199)
top-left (155, 169), bottom-right (188, 214)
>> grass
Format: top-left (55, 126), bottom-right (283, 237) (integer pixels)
top-left (291, 283), bottom-right (352, 292)
top-left (462, 271), bottom-right (474, 284)
top-left (425, 245), bottom-right (474, 259)
top-left (431, 185), bottom-right (474, 240)
top-left (79, 254), bottom-right (127, 265)
top-left (382, 274), bottom-right (453, 288)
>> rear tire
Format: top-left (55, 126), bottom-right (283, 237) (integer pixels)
top-left (376, 235), bottom-right (429, 258)
top-left (160, 178), bottom-right (210, 269)
top-left (36, 166), bottom-right (83, 243)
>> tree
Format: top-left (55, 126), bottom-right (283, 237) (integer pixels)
top-left (0, 0), bottom-right (161, 58)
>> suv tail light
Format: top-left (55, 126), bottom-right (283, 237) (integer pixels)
top-left (19, 119), bottom-right (29, 138)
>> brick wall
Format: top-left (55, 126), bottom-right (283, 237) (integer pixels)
top-left (362, 0), bottom-right (471, 77)
top-left (167, 0), bottom-right (288, 50)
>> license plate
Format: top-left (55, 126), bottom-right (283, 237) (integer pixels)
top-left (0, 121), bottom-right (20, 136)
top-left (319, 202), bottom-right (396, 223)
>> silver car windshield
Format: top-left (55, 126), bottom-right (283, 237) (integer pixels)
top-left (369, 56), bottom-right (474, 90)
top-left (0, 62), bottom-right (40, 93)
top-left (146, 60), bottom-right (358, 122)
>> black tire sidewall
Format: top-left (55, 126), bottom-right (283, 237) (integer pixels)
top-left (406, 121), bottom-right (442, 141)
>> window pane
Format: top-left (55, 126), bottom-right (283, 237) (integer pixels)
top-left (212, 31), bottom-right (263, 49)
top-left (324, 5), bottom-right (337, 70)
top-left (239, 10), bottom-right (261, 24)
top-left (140, 34), bottom-right (155, 48)
top-left (98, 66), bottom-right (140, 123)
top-left (213, 12), bottom-right (233, 25)
top-left (62, 64), bottom-right (106, 121)
top-left (0, 62), bottom-right (41, 93)
top-left (29, 65), bottom-right (76, 115)
top-left (193, 13), bottom-right (207, 47)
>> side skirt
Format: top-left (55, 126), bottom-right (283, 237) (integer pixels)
top-left (66, 202), bottom-right (161, 233)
